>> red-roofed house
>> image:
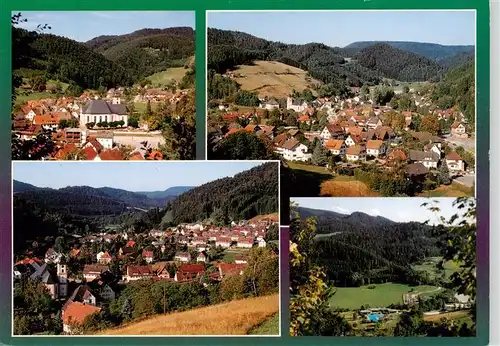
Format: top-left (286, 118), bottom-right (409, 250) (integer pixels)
top-left (99, 148), bottom-right (124, 160)
top-left (124, 266), bottom-right (153, 282)
top-left (174, 264), bottom-right (205, 282)
top-left (215, 236), bottom-right (232, 248)
top-left (142, 250), bottom-right (154, 263)
top-left (62, 301), bottom-right (101, 334)
top-left (218, 263), bottom-right (246, 277)
top-left (388, 150), bottom-right (407, 162)
top-left (97, 251), bottom-right (112, 265)
top-left (324, 139), bottom-right (346, 156)
top-left (236, 237), bottom-right (254, 248)
top-left (174, 252), bottom-right (191, 262)
top-left (445, 152), bottom-right (465, 172)
top-left (196, 252), bottom-right (209, 263)
top-left (366, 140), bottom-right (386, 157)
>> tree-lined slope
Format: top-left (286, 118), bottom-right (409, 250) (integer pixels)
top-left (165, 162), bottom-right (279, 224)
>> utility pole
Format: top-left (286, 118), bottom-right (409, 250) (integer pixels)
top-left (163, 284), bottom-right (166, 314)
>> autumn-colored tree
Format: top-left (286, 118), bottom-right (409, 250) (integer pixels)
top-left (420, 114), bottom-right (440, 135)
top-left (289, 204), bottom-right (352, 336)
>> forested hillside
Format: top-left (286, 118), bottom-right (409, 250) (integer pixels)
top-left (88, 28), bottom-right (195, 81)
top-left (207, 28), bottom-right (381, 90)
top-left (207, 29), bottom-right (473, 92)
top-left (430, 60), bottom-right (475, 127)
top-left (164, 162), bottom-right (279, 225)
top-left (12, 27), bottom-right (133, 89)
top-left (356, 43), bottom-right (443, 82)
top-left (12, 25), bottom-right (195, 90)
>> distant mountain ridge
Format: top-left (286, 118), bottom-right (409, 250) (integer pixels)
top-left (13, 180), bottom-right (193, 213)
top-left (136, 186), bottom-right (194, 199)
top-left (345, 41), bottom-right (474, 61)
top-left (295, 206), bottom-right (396, 232)
top-left (208, 28), bottom-right (474, 90)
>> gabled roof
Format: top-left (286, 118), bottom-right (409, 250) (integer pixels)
top-left (63, 301), bottom-right (101, 325)
top-left (142, 250), bottom-right (153, 258)
top-left (69, 285), bottom-right (95, 302)
top-left (218, 263), bottom-right (246, 276)
top-left (83, 264), bottom-right (109, 275)
top-left (366, 140), bottom-right (384, 150)
top-left (99, 148), bottom-right (124, 160)
top-left (451, 121), bottom-right (465, 129)
top-left (325, 139), bottom-right (345, 150)
top-left (126, 265), bottom-right (153, 276)
top-left (388, 149), bottom-right (407, 161)
top-left (409, 150), bottom-right (440, 163)
top-left (324, 124), bottom-right (344, 134)
top-left (346, 145), bottom-right (364, 155)
top-left (406, 163), bottom-right (429, 176)
top-left (446, 152), bottom-right (463, 161)
top-left (82, 100), bottom-right (127, 115)
top-left (281, 138), bottom-right (301, 150)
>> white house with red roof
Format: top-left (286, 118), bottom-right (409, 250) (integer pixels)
top-left (174, 252), bottom-right (191, 262)
top-left (142, 249), bottom-right (154, 263)
top-left (236, 238), bottom-right (254, 248)
top-left (445, 152), bottom-right (465, 173)
top-left (62, 301), bottom-right (101, 334)
top-left (196, 252), bottom-right (209, 263)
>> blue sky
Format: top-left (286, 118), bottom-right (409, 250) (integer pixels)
top-left (14, 11), bottom-right (195, 42)
top-left (291, 197), bottom-right (461, 224)
top-left (13, 161), bottom-right (269, 192)
top-left (208, 11), bottom-right (475, 47)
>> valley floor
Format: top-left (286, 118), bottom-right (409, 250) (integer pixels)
top-left (329, 283), bottom-right (441, 310)
top-left (96, 294), bottom-right (279, 336)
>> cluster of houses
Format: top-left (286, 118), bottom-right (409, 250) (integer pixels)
top-left (14, 218), bottom-right (277, 334)
top-left (212, 93), bottom-right (472, 180)
top-left (12, 84), bottom-right (191, 160)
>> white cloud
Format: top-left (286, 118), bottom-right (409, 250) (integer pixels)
top-left (333, 206), bottom-right (349, 214)
top-left (91, 12), bottom-right (114, 19)
top-left (368, 208), bottom-right (381, 216)
top-left (397, 211), bottom-right (411, 220)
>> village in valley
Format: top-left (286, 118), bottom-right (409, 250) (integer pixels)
top-left (11, 11), bottom-right (196, 161)
top-left (207, 12), bottom-right (476, 198)
top-left (13, 162), bottom-right (280, 335)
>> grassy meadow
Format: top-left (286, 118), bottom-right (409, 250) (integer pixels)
top-left (329, 283), bottom-right (441, 310)
top-left (97, 294), bottom-right (279, 335)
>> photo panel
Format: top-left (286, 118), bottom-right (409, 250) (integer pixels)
top-left (289, 197), bottom-right (477, 337)
top-left (11, 11), bottom-right (196, 161)
top-left (204, 10), bottom-right (476, 225)
top-left (12, 161), bottom-right (280, 336)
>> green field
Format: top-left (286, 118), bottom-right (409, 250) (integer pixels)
top-left (413, 257), bottom-right (460, 280)
top-left (248, 313), bottom-right (279, 335)
top-left (46, 79), bottom-right (69, 91)
top-left (15, 90), bottom-right (56, 105)
top-left (329, 283), bottom-right (441, 310)
top-left (287, 162), bottom-right (333, 175)
top-left (146, 67), bottom-right (188, 86)
top-left (134, 101), bottom-right (159, 114)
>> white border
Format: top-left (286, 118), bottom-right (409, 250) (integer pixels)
top-left (10, 160), bottom-right (281, 338)
top-left (205, 9), bottom-right (478, 195)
